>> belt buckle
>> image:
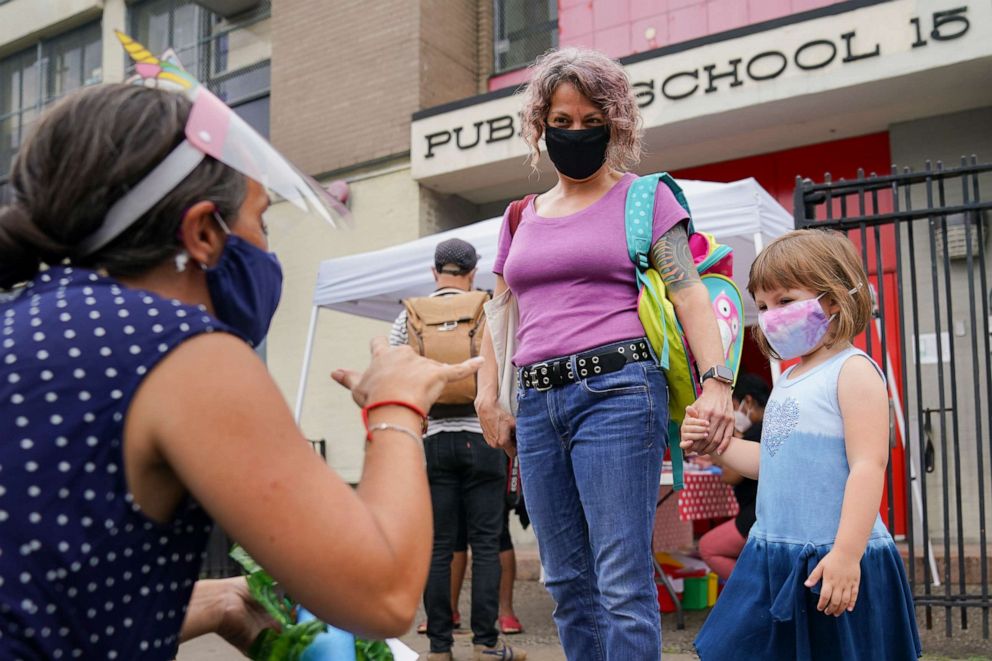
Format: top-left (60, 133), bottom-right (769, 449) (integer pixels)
top-left (529, 362), bottom-right (553, 392)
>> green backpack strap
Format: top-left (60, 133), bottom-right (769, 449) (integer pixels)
top-left (625, 173), bottom-right (692, 491)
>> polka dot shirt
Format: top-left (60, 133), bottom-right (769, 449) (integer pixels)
top-left (0, 267), bottom-right (236, 660)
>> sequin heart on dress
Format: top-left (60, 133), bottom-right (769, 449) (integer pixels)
top-left (762, 397), bottom-right (799, 456)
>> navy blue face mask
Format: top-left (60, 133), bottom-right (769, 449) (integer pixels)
top-left (204, 214), bottom-right (283, 347)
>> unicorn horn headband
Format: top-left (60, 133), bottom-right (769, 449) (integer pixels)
top-left (79, 32), bottom-right (349, 256)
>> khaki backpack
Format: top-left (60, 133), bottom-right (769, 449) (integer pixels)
top-left (404, 290), bottom-right (490, 417)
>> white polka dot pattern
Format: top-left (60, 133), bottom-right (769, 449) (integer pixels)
top-left (0, 267), bottom-right (232, 659)
top-left (676, 472), bottom-right (740, 522)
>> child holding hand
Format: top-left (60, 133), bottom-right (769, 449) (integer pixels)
top-left (685, 230), bottom-right (921, 660)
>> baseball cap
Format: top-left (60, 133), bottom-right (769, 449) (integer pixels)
top-left (434, 238), bottom-right (479, 274)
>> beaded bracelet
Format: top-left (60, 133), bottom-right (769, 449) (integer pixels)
top-left (361, 400), bottom-right (428, 441)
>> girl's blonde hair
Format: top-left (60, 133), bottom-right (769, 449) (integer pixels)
top-left (519, 47), bottom-right (642, 172)
top-left (748, 229), bottom-right (873, 360)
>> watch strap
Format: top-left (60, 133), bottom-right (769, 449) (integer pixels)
top-left (701, 365), bottom-right (733, 384)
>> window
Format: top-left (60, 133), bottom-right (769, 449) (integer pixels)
top-left (493, 0), bottom-right (558, 74)
top-left (0, 21), bottom-right (102, 195)
top-left (129, 0), bottom-right (271, 135)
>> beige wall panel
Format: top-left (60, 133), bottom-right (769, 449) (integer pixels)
top-left (0, 0), bottom-right (101, 54)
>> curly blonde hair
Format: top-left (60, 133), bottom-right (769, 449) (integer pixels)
top-left (748, 229), bottom-right (873, 360)
top-left (519, 48), bottom-right (642, 172)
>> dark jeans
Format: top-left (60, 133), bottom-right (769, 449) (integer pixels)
top-left (424, 430), bottom-right (507, 652)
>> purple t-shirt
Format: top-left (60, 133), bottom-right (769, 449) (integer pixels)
top-left (493, 172), bottom-right (688, 366)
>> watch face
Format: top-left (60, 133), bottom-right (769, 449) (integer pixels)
top-left (704, 365), bottom-right (733, 383)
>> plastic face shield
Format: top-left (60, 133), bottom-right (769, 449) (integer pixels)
top-left (79, 32), bottom-right (350, 256)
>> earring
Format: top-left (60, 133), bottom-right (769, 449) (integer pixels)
top-left (174, 251), bottom-right (190, 273)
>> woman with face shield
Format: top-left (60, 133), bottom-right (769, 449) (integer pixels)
top-left (474, 48), bottom-right (734, 660)
top-left (0, 83), bottom-right (475, 660)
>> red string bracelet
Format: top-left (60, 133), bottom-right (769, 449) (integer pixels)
top-left (362, 400), bottom-right (428, 441)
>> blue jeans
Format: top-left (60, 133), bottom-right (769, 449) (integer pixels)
top-left (516, 358), bottom-right (668, 661)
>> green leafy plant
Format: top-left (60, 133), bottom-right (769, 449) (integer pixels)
top-left (355, 638), bottom-right (393, 661)
top-left (230, 545), bottom-right (394, 661)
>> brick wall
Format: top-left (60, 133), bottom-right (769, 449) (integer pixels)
top-left (272, 0), bottom-right (484, 177)
top-left (476, 0), bottom-right (493, 93)
top-left (271, 0), bottom-right (419, 176)
top-left (419, 0), bottom-right (479, 109)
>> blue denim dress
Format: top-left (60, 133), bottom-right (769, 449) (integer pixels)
top-left (696, 347), bottom-right (921, 660)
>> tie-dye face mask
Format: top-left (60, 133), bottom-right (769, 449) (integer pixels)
top-left (757, 286), bottom-right (859, 360)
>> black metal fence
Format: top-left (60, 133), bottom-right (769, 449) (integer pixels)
top-left (794, 157), bottom-right (992, 638)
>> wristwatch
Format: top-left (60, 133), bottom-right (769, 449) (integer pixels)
top-left (700, 364), bottom-right (734, 386)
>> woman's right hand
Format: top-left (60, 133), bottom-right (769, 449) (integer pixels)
top-left (332, 336), bottom-right (484, 412)
top-left (476, 397), bottom-right (517, 457)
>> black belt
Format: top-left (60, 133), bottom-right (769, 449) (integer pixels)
top-left (519, 338), bottom-right (652, 392)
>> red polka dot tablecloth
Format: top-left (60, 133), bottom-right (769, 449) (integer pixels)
top-left (676, 471), bottom-right (739, 522)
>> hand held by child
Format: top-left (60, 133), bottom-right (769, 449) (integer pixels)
top-left (680, 404), bottom-right (712, 454)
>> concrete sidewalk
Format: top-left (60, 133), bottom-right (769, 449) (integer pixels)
top-left (177, 577), bottom-right (701, 660)
top-left (177, 572), bottom-right (992, 660)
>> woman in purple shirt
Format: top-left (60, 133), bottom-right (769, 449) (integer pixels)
top-left (476, 48), bottom-right (734, 660)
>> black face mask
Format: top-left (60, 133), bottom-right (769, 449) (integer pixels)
top-left (544, 125), bottom-right (610, 180)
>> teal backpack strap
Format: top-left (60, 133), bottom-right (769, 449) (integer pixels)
top-left (656, 172), bottom-right (691, 492)
top-left (625, 175), bottom-right (670, 368)
top-left (624, 174), bottom-right (660, 270)
top-left (668, 420), bottom-right (685, 491)
top-left (627, 175), bottom-right (688, 490)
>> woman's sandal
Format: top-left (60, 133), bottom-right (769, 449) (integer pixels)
top-left (498, 614), bottom-right (523, 635)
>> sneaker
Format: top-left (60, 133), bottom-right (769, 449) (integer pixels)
top-left (427, 652), bottom-right (453, 661)
top-left (474, 640), bottom-right (527, 660)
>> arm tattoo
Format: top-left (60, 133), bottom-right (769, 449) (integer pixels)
top-left (650, 224), bottom-right (700, 294)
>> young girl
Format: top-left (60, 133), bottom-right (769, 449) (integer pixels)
top-left (683, 229), bottom-right (921, 660)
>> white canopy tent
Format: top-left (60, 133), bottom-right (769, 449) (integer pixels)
top-left (296, 177), bottom-right (793, 421)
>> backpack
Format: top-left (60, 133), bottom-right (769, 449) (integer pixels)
top-left (625, 173), bottom-right (745, 490)
top-left (404, 290), bottom-right (490, 418)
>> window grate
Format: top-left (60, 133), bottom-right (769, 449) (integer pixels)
top-left (493, 0), bottom-right (557, 74)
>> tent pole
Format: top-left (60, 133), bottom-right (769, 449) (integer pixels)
top-left (294, 305), bottom-right (320, 425)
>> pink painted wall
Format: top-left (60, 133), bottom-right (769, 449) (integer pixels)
top-left (489, 0), bottom-right (845, 91)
